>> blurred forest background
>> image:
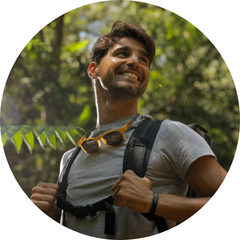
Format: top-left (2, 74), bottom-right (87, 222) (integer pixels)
top-left (1, 1), bottom-right (239, 203)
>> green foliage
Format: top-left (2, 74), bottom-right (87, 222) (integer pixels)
top-left (1, 126), bottom-right (84, 153)
top-left (1, 1), bottom-right (239, 198)
top-left (63, 39), bottom-right (89, 53)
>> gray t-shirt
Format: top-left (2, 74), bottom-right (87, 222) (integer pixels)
top-left (59, 115), bottom-right (216, 239)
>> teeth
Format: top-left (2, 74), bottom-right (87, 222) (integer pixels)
top-left (122, 72), bottom-right (138, 80)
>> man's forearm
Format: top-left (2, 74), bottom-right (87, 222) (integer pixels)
top-left (112, 170), bottom-right (211, 222)
top-left (155, 193), bottom-right (210, 223)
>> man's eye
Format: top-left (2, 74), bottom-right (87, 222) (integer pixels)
top-left (140, 57), bottom-right (148, 65)
top-left (117, 52), bottom-right (128, 57)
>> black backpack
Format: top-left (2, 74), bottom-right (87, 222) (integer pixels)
top-left (57, 119), bottom-right (212, 235)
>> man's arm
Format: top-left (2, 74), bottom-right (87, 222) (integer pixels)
top-left (185, 155), bottom-right (227, 197)
top-left (112, 155), bottom-right (227, 223)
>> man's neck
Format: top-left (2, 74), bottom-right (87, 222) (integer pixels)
top-left (92, 77), bottom-right (139, 127)
top-left (96, 99), bottom-right (138, 127)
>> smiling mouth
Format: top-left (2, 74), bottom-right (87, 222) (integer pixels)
top-left (119, 72), bottom-right (139, 81)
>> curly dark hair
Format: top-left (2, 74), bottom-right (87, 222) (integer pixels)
top-left (90, 21), bottom-right (155, 65)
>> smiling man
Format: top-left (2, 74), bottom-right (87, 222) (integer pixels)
top-left (89, 37), bottom-right (149, 100)
top-left (31, 21), bottom-right (227, 239)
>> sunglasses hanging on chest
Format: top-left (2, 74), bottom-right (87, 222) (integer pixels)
top-left (77, 114), bottom-right (139, 154)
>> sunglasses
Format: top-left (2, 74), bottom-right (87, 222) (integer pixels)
top-left (77, 114), bottom-right (139, 155)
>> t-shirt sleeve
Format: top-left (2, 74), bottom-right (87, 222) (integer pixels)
top-left (159, 120), bottom-right (216, 180)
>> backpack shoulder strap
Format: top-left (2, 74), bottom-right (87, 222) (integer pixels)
top-left (123, 119), bottom-right (162, 177)
top-left (188, 123), bottom-right (212, 146)
top-left (123, 119), bottom-right (169, 233)
top-left (57, 126), bottom-right (96, 199)
top-left (57, 146), bottom-right (81, 199)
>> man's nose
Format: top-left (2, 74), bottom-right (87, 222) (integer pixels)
top-left (126, 54), bottom-right (139, 68)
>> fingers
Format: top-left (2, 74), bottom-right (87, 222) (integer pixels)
top-left (31, 199), bottom-right (53, 212)
top-left (112, 170), bottom-right (152, 190)
top-left (32, 182), bottom-right (59, 198)
top-left (31, 182), bottom-right (59, 215)
top-left (112, 170), bottom-right (133, 206)
top-left (112, 180), bottom-right (128, 206)
top-left (111, 170), bottom-right (153, 213)
top-left (111, 170), bottom-right (135, 196)
top-left (112, 178), bottom-right (121, 192)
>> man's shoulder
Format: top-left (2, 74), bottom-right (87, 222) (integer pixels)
top-left (63, 147), bottom-right (76, 157)
top-left (158, 119), bottom-right (190, 134)
top-left (154, 119), bottom-right (201, 143)
top-left (138, 116), bottom-right (191, 137)
top-left (60, 147), bottom-right (77, 170)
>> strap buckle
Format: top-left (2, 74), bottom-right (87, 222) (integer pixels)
top-left (71, 204), bottom-right (97, 218)
top-left (87, 204), bottom-right (97, 217)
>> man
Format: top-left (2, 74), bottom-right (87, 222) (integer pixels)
top-left (31, 21), bottom-right (227, 239)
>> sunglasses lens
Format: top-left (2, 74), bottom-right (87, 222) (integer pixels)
top-left (103, 131), bottom-right (123, 146)
top-left (82, 139), bottom-right (99, 154)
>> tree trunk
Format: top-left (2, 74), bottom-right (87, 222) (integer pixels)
top-left (42, 15), bottom-right (64, 125)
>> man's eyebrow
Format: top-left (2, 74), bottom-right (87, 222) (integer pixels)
top-left (114, 46), bottom-right (150, 60)
top-left (114, 46), bottom-right (131, 53)
top-left (139, 49), bottom-right (150, 60)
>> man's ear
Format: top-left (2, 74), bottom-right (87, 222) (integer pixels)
top-left (87, 62), bottom-right (98, 79)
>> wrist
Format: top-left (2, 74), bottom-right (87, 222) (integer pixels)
top-left (149, 191), bottom-right (158, 215)
top-left (141, 190), bottom-right (154, 213)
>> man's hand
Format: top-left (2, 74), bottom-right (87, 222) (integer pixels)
top-left (112, 170), bottom-right (153, 213)
top-left (31, 182), bottom-right (59, 218)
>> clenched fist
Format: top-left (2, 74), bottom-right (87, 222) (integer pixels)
top-left (112, 170), bottom-right (153, 213)
top-left (31, 182), bottom-right (59, 218)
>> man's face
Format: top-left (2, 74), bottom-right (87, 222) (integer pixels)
top-left (94, 37), bottom-right (150, 100)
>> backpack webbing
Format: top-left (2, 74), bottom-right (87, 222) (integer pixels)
top-left (123, 119), bottom-right (169, 233)
top-left (122, 120), bottom-right (212, 231)
top-left (57, 146), bottom-right (81, 198)
top-left (57, 119), bottom-right (212, 235)
top-left (123, 120), bottom-right (162, 177)
top-left (57, 145), bottom-right (116, 234)
top-left (57, 120), bottom-right (166, 235)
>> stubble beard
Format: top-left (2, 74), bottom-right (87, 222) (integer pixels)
top-left (103, 70), bottom-right (145, 101)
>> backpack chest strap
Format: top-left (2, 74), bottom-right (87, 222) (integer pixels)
top-left (57, 119), bottom-right (165, 235)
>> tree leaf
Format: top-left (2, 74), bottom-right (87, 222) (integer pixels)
top-left (1, 132), bottom-right (7, 146)
top-left (6, 126), bottom-right (22, 139)
top-left (21, 126), bottom-right (35, 154)
top-left (68, 125), bottom-right (84, 136)
top-left (44, 127), bottom-right (57, 149)
top-left (45, 133), bottom-right (57, 150)
top-left (77, 104), bottom-right (91, 126)
top-left (10, 130), bottom-right (23, 153)
top-left (65, 128), bottom-right (78, 146)
top-left (1, 126), bottom-right (9, 135)
top-left (2, 125), bottom-right (85, 152)
top-left (63, 39), bottom-right (89, 53)
top-left (34, 126), bottom-right (45, 136)
top-left (54, 128), bottom-right (66, 146)
top-left (33, 126), bottom-right (46, 149)
top-left (21, 125), bottom-right (34, 135)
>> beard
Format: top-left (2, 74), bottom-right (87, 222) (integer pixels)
top-left (109, 81), bottom-right (142, 100)
top-left (101, 69), bottom-right (147, 101)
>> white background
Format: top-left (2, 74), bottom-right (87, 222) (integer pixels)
top-left (0, 0), bottom-right (239, 239)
